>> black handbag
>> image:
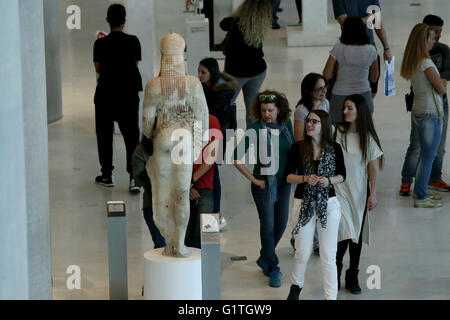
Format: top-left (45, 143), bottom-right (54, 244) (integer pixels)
top-left (405, 86), bottom-right (414, 112)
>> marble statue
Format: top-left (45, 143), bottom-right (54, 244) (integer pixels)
top-left (142, 32), bottom-right (209, 257)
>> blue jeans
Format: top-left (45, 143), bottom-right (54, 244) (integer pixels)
top-left (231, 69), bottom-right (267, 129)
top-left (251, 180), bottom-right (291, 273)
top-left (143, 207), bottom-right (166, 249)
top-left (271, 0), bottom-right (281, 23)
top-left (213, 164), bottom-right (221, 213)
top-left (406, 114), bottom-right (442, 199)
top-left (401, 97), bottom-right (448, 183)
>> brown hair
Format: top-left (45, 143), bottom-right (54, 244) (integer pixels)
top-left (301, 110), bottom-right (333, 165)
top-left (251, 90), bottom-right (292, 124)
top-left (401, 23), bottom-right (433, 80)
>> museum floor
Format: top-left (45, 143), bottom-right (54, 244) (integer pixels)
top-left (50, 0), bottom-right (450, 300)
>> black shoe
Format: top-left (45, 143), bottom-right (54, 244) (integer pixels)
top-left (95, 175), bottom-right (115, 187)
top-left (287, 285), bottom-right (302, 300)
top-left (272, 22), bottom-right (281, 30)
top-left (277, 7), bottom-right (283, 12)
top-left (345, 269), bottom-right (361, 294)
top-left (129, 177), bottom-right (140, 194)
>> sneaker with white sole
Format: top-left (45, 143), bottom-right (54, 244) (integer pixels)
top-left (129, 178), bottom-right (140, 194)
top-left (414, 197), bottom-right (443, 208)
top-left (413, 192), bottom-right (442, 201)
top-left (428, 179), bottom-right (450, 192)
top-left (95, 175), bottom-right (115, 187)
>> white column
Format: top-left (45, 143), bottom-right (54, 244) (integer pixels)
top-left (125, 0), bottom-right (156, 131)
top-left (43, 0), bottom-right (63, 123)
top-left (126, 0), bottom-right (155, 89)
top-left (302, 0), bottom-right (328, 31)
top-left (0, 0), bottom-right (51, 299)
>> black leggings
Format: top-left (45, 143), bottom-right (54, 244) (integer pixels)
top-left (336, 182), bottom-right (369, 271)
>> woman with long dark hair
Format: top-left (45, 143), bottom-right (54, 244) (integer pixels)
top-left (334, 94), bottom-right (383, 294)
top-left (220, 0), bottom-right (272, 129)
top-left (233, 90), bottom-right (294, 288)
top-left (294, 73), bottom-right (330, 142)
top-left (198, 57), bottom-right (239, 229)
top-left (323, 16), bottom-right (379, 123)
top-left (198, 57), bottom-right (239, 134)
top-left (286, 110), bottom-right (346, 300)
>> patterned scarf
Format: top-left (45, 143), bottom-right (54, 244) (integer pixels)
top-left (292, 143), bottom-right (336, 235)
top-left (259, 120), bottom-right (293, 203)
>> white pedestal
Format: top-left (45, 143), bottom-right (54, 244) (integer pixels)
top-left (186, 15), bottom-right (210, 76)
top-left (286, 25), bottom-right (340, 47)
top-left (144, 248), bottom-right (202, 300)
top-left (286, 0), bottom-right (340, 47)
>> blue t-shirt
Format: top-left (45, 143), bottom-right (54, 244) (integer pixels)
top-left (332, 0), bottom-right (381, 47)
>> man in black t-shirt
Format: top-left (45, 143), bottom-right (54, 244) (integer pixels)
top-left (424, 15), bottom-right (450, 192)
top-left (93, 4), bottom-right (142, 193)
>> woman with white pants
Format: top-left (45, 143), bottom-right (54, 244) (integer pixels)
top-left (285, 110), bottom-right (346, 300)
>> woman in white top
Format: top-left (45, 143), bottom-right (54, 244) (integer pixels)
top-left (294, 73), bottom-right (330, 141)
top-left (334, 94), bottom-right (383, 294)
top-left (400, 23), bottom-right (446, 208)
top-left (323, 17), bottom-right (379, 124)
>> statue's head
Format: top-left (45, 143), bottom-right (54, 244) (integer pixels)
top-left (160, 32), bottom-right (185, 55)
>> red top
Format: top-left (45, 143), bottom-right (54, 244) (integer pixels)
top-left (193, 115), bottom-right (223, 190)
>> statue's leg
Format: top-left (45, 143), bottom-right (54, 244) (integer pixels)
top-left (147, 147), bottom-right (177, 256)
top-left (171, 162), bottom-right (192, 257)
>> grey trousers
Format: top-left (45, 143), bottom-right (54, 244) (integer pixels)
top-left (231, 69), bottom-right (267, 129)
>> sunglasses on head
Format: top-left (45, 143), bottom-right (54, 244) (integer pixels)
top-left (259, 94), bottom-right (277, 102)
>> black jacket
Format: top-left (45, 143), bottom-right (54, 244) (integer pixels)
top-left (220, 17), bottom-right (267, 77)
top-left (203, 72), bottom-right (239, 132)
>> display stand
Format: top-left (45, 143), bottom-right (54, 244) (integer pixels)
top-left (143, 248), bottom-right (202, 300)
top-left (107, 201), bottom-right (128, 300)
top-left (286, 0), bottom-right (339, 47)
top-left (186, 14), bottom-right (210, 76)
top-left (201, 214), bottom-right (221, 300)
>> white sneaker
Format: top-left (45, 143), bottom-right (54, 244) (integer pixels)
top-left (129, 178), bottom-right (140, 194)
top-left (219, 216), bottom-right (227, 231)
top-left (414, 197), bottom-right (443, 208)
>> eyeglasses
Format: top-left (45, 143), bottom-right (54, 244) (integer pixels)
top-left (313, 85), bottom-right (327, 93)
top-left (259, 94), bottom-right (277, 102)
top-left (305, 118), bottom-right (321, 125)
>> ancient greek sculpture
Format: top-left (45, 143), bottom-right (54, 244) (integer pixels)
top-left (142, 33), bottom-right (209, 257)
